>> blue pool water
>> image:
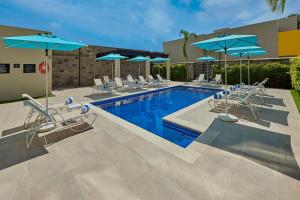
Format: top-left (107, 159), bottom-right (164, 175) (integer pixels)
top-left (93, 86), bottom-right (219, 148)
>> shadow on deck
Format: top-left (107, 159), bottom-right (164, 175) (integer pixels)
top-left (197, 119), bottom-right (300, 180)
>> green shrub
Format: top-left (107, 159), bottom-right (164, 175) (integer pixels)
top-left (211, 62), bottom-right (291, 89)
top-left (290, 57), bottom-right (300, 91)
top-left (152, 64), bottom-right (166, 78)
top-left (152, 64), bottom-right (187, 81)
top-left (171, 64), bottom-right (187, 81)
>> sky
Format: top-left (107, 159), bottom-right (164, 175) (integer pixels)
top-left (1, 0), bottom-right (300, 51)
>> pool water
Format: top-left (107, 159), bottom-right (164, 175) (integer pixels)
top-left (93, 86), bottom-right (219, 148)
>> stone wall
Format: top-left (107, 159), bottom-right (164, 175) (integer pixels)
top-left (52, 46), bottom-right (148, 88)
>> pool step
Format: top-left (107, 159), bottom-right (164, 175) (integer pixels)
top-left (162, 120), bottom-right (200, 138)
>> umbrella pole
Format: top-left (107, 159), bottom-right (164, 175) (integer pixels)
top-left (225, 53), bottom-right (228, 115)
top-left (240, 55), bottom-right (242, 84)
top-left (45, 49), bottom-right (49, 113)
top-left (139, 63), bottom-right (141, 76)
top-left (112, 62), bottom-right (114, 79)
top-left (247, 56), bottom-right (250, 86)
top-left (206, 61), bottom-right (208, 82)
top-left (218, 49), bottom-right (238, 122)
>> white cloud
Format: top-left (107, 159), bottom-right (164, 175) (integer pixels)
top-left (3, 0), bottom-right (300, 51)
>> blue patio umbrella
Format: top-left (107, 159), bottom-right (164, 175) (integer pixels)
top-left (218, 46), bottom-right (262, 85)
top-left (128, 56), bottom-right (150, 76)
top-left (150, 57), bottom-right (169, 63)
top-left (2, 33), bottom-right (86, 112)
top-left (192, 34), bottom-right (258, 122)
top-left (96, 53), bottom-right (128, 78)
top-left (231, 50), bottom-right (267, 85)
top-left (196, 56), bottom-right (216, 81)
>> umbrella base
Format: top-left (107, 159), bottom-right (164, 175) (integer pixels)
top-left (38, 122), bottom-right (56, 132)
top-left (218, 113), bottom-right (238, 122)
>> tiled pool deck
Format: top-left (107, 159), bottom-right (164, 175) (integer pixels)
top-left (0, 83), bottom-right (300, 200)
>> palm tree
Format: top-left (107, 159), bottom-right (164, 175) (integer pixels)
top-left (179, 29), bottom-right (197, 58)
top-left (266, 0), bottom-right (286, 13)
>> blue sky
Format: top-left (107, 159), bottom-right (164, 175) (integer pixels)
top-left (1, 0), bottom-right (300, 51)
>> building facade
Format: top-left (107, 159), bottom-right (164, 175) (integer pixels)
top-left (164, 14), bottom-right (300, 63)
top-left (0, 25), bottom-right (52, 102)
top-left (52, 46), bottom-right (168, 88)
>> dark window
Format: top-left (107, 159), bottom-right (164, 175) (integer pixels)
top-left (0, 64), bottom-right (10, 74)
top-left (23, 64), bottom-right (36, 73)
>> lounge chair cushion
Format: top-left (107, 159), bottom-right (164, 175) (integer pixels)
top-left (223, 90), bottom-right (230, 95)
top-left (214, 93), bottom-right (223, 99)
top-left (65, 97), bottom-right (74, 105)
top-left (81, 104), bottom-right (90, 114)
top-left (230, 86), bottom-right (236, 91)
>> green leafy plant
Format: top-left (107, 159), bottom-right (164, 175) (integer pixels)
top-left (152, 64), bottom-right (187, 81)
top-left (179, 29), bottom-right (197, 58)
top-left (266, 0), bottom-right (286, 13)
top-left (211, 62), bottom-right (291, 89)
top-left (290, 57), bottom-right (300, 91)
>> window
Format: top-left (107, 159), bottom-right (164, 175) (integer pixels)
top-left (23, 64), bottom-right (36, 73)
top-left (0, 64), bottom-right (10, 74)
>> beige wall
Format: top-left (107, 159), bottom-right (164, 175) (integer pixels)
top-left (0, 25), bottom-right (52, 102)
top-left (164, 16), bottom-right (298, 63)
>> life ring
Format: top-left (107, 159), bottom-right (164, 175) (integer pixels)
top-left (39, 62), bottom-right (50, 74)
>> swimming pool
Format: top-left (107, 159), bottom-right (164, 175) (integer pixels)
top-left (92, 86), bottom-right (219, 148)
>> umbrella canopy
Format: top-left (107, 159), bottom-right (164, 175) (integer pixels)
top-left (216, 45), bottom-right (262, 54)
top-left (96, 53), bottom-right (128, 79)
top-left (231, 50), bottom-right (267, 85)
top-left (128, 56), bottom-right (150, 76)
top-left (150, 57), bottom-right (169, 63)
top-left (191, 34), bottom-right (259, 122)
top-left (128, 56), bottom-right (150, 62)
top-left (230, 50), bottom-right (266, 57)
top-left (192, 34), bottom-right (258, 52)
top-left (2, 33), bottom-right (86, 114)
top-left (196, 56), bottom-right (216, 61)
top-left (96, 53), bottom-right (128, 61)
top-left (3, 33), bottom-right (86, 51)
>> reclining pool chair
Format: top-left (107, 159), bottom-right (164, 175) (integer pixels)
top-left (156, 74), bottom-right (170, 84)
top-left (22, 94), bottom-right (82, 129)
top-left (92, 79), bottom-right (113, 95)
top-left (23, 100), bottom-right (97, 149)
top-left (192, 74), bottom-right (206, 84)
top-left (209, 74), bottom-right (222, 85)
top-left (148, 75), bottom-right (162, 86)
top-left (208, 88), bottom-right (261, 120)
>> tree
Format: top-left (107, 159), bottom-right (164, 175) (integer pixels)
top-left (266, 0), bottom-right (286, 13)
top-left (179, 29), bottom-right (197, 58)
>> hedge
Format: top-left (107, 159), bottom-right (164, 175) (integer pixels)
top-left (290, 57), bottom-right (300, 91)
top-left (211, 62), bottom-right (291, 89)
top-left (152, 64), bottom-right (187, 81)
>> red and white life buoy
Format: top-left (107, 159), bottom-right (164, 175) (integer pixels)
top-left (38, 62), bottom-right (50, 74)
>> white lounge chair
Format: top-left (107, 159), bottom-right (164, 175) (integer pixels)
top-left (192, 74), bottom-right (206, 84)
top-left (208, 89), bottom-right (261, 120)
top-left (148, 75), bottom-right (162, 86)
top-left (92, 79), bottom-right (113, 95)
top-left (114, 77), bottom-right (136, 91)
top-left (209, 74), bottom-right (222, 85)
top-left (22, 94), bottom-right (82, 129)
top-left (23, 100), bottom-right (97, 148)
top-left (139, 76), bottom-right (155, 87)
top-left (156, 74), bottom-right (169, 84)
top-left (127, 75), bottom-right (142, 89)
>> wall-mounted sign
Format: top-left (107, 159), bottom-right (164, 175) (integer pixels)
top-left (14, 64), bottom-right (20, 68)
